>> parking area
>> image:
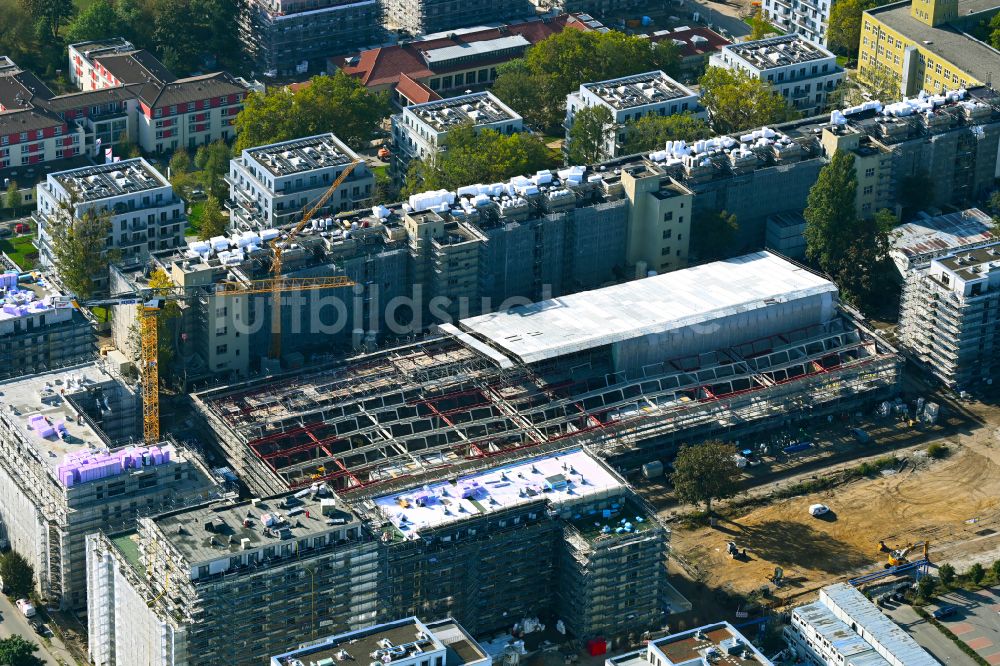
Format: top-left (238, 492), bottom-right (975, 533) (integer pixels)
top-left (882, 600), bottom-right (976, 665)
top-left (930, 587), bottom-right (1000, 664)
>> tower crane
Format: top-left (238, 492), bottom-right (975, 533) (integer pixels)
top-left (73, 160), bottom-right (362, 443)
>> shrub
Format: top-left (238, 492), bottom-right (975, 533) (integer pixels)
top-left (927, 442), bottom-right (949, 459)
top-left (939, 563), bottom-right (956, 586)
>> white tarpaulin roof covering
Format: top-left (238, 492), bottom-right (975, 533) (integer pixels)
top-left (459, 251), bottom-right (837, 365)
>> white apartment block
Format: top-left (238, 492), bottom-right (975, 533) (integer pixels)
top-left (36, 159), bottom-right (186, 286)
top-left (565, 71), bottom-right (704, 159)
top-left (391, 91), bottom-right (523, 173)
top-left (709, 35), bottom-right (844, 116)
top-left (762, 0), bottom-right (834, 46)
top-left (786, 583), bottom-right (938, 666)
top-left (227, 133), bottom-right (374, 229)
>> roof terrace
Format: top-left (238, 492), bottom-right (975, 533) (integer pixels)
top-left (583, 70), bottom-right (695, 110)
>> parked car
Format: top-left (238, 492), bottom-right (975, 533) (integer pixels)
top-left (16, 598), bottom-right (36, 617)
top-left (933, 605), bottom-right (958, 619)
top-left (13, 222), bottom-right (29, 234)
top-left (809, 503), bottom-right (830, 517)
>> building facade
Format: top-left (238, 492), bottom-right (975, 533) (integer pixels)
top-left (762, 0), bottom-right (834, 46)
top-left (898, 242), bottom-right (1000, 389)
top-left (35, 159), bottom-right (186, 288)
top-left (709, 35), bottom-right (843, 116)
top-left (0, 363), bottom-right (219, 610)
top-left (384, 0), bottom-right (534, 38)
top-left (608, 622), bottom-right (772, 666)
top-left (227, 133), bottom-right (374, 229)
top-left (859, 0), bottom-right (1000, 97)
top-left (565, 71), bottom-right (703, 160)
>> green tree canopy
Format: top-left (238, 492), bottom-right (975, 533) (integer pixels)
top-left (0, 551), bottom-right (35, 599)
top-left (492, 29), bottom-right (681, 130)
top-left (0, 635), bottom-right (40, 666)
top-left (150, 0), bottom-right (240, 74)
top-left (748, 7), bottom-right (772, 40)
top-left (566, 105), bottom-right (614, 165)
top-left (989, 12), bottom-right (1000, 50)
top-left (5, 181), bottom-right (19, 215)
top-left (194, 141), bottom-right (231, 200)
top-left (803, 151), bottom-right (895, 307)
top-left (234, 73), bottom-right (390, 153)
top-left (20, 0), bottom-right (75, 40)
top-left (698, 67), bottom-right (796, 134)
top-left (64, 0), bottom-right (122, 43)
top-left (47, 201), bottom-right (116, 299)
top-left (828, 0), bottom-right (871, 56)
top-left (622, 113), bottom-right (711, 155)
top-left (670, 441), bottom-right (743, 514)
top-left (691, 209), bottom-right (739, 262)
top-left (197, 194), bottom-right (227, 241)
top-left (403, 124), bottom-right (557, 195)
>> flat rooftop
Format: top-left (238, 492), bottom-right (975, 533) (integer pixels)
top-left (69, 37), bottom-right (135, 58)
top-left (458, 251), bottom-right (836, 365)
top-left (0, 273), bottom-right (73, 324)
top-left (932, 242), bottom-right (1000, 282)
top-left (51, 158), bottom-right (169, 202)
top-left (583, 70), bottom-right (695, 110)
top-left (421, 35), bottom-right (531, 67)
top-left (152, 489), bottom-right (358, 565)
top-left (793, 602), bottom-right (890, 665)
top-left (407, 92), bottom-right (520, 132)
top-left (244, 134), bottom-right (356, 177)
top-left (867, 0), bottom-right (1000, 85)
top-left (271, 617), bottom-right (490, 666)
top-left (652, 623), bottom-right (772, 665)
top-left (822, 583), bottom-right (938, 666)
top-left (893, 208), bottom-right (995, 262)
top-left (374, 448), bottom-right (623, 537)
top-left (725, 34), bottom-right (834, 70)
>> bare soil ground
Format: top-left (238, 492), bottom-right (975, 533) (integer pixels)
top-left (662, 397), bottom-right (1000, 616)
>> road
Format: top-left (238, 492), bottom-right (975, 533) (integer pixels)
top-left (882, 602), bottom-right (977, 665)
top-left (0, 596), bottom-right (75, 665)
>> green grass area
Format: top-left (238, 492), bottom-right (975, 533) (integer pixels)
top-left (111, 533), bottom-right (143, 572)
top-left (568, 498), bottom-right (654, 541)
top-left (0, 234), bottom-right (38, 270)
top-left (744, 16), bottom-right (785, 36)
top-left (186, 201), bottom-right (206, 238)
top-left (91, 306), bottom-right (110, 323)
top-left (373, 164), bottom-right (389, 179)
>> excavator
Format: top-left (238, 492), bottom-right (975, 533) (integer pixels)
top-left (878, 540), bottom-right (929, 568)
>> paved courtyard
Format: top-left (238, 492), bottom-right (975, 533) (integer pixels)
top-left (932, 587), bottom-right (1000, 664)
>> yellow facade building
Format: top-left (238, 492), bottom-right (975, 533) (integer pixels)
top-left (859, 0), bottom-right (1000, 97)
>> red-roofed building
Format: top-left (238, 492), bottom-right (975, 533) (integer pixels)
top-left (645, 26), bottom-right (731, 75)
top-left (333, 14), bottom-right (597, 105)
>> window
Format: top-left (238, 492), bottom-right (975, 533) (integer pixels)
top-left (663, 211), bottom-right (673, 222)
top-left (863, 185), bottom-right (873, 195)
top-left (662, 229), bottom-right (672, 239)
top-left (661, 247), bottom-right (671, 256)
top-left (865, 167), bottom-right (875, 178)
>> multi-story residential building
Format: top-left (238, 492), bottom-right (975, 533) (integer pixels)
top-left (647, 27), bottom-right (733, 76)
top-left (68, 38), bottom-right (175, 93)
top-left (35, 159), bottom-right (186, 289)
top-left (87, 488), bottom-right (381, 665)
top-left (709, 35), bottom-right (844, 115)
top-left (620, 163), bottom-right (694, 274)
top-left (0, 267), bottom-right (94, 379)
top-left (238, 0), bottom-right (384, 77)
top-left (335, 14), bottom-right (597, 105)
top-left (898, 241), bottom-right (1000, 389)
top-left (0, 362), bottom-right (219, 610)
top-left (762, 0), bottom-right (835, 45)
top-left (391, 91), bottom-right (523, 175)
top-left (227, 134), bottom-right (374, 229)
top-left (859, 0), bottom-right (1000, 97)
top-left (269, 617), bottom-right (490, 666)
top-left (384, 0), bottom-right (534, 38)
top-left (786, 583), bottom-right (938, 666)
top-left (565, 71), bottom-right (704, 160)
top-left (608, 622), bottom-right (773, 666)
top-left (890, 207), bottom-right (995, 275)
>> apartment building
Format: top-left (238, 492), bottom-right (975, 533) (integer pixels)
top-left (391, 91), bottom-right (523, 174)
top-left (87, 489), bottom-right (383, 665)
top-left (0, 268), bottom-right (94, 379)
top-left (608, 622), bottom-right (772, 666)
top-left (0, 362), bottom-right (219, 610)
top-left (565, 71), bottom-right (704, 159)
top-left (35, 159), bottom-right (186, 288)
top-left (709, 35), bottom-right (843, 115)
top-left (786, 583), bottom-right (938, 666)
top-left (227, 134), bottom-right (374, 229)
top-left (891, 207), bottom-right (995, 275)
top-left (620, 163), bottom-right (694, 274)
top-left (384, 0), bottom-right (534, 38)
top-left (898, 241), bottom-right (1000, 389)
top-left (762, 0), bottom-right (835, 46)
top-left (68, 38), bottom-right (174, 93)
top-left (860, 0), bottom-right (1000, 97)
top-left (269, 617), bottom-right (490, 666)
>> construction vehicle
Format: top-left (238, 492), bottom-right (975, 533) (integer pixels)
top-left (74, 160), bottom-right (361, 444)
top-left (878, 540), bottom-right (929, 568)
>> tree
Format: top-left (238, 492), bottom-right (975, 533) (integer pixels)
top-left (168, 148), bottom-right (193, 196)
top-left (967, 562), bottom-right (986, 585)
top-left (804, 151), bottom-right (895, 307)
top-left (5, 181), bottom-right (18, 217)
top-left (234, 73), bottom-right (390, 153)
top-left (114, 133), bottom-right (141, 159)
top-left (194, 141), bottom-right (231, 200)
top-left (20, 0), bottom-right (75, 40)
top-left (46, 201), bottom-right (115, 299)
top-left (622, 113), bottom-right (711, 155)
top-left (0, 635), bottom-right (40, 666)
top-left (832, 69), bottom-right (901, 107)
top-left (491, 29), bottom-right (681, 130)
top-left (197, 194), bottom-right (227, 240)
top-left (403, 124), bottom-right (557, 195)
top-left (938, 563), bottom-right (956, 586)
top-left (748, 8), bottom-right (772, 40)
top-left (989, 12), bottom-right (1000, 50)
top-left (990, 559), bottom-right (1000, 582)
top-left (0, 551), bottom-right (34, 599)
top-left (828, 0), bottom-right (871, 56)
top-left (691, 209), bottom-right (739, 261)
top-left (566, 105), bottom-right (614, 165)
top-left (917, 573), bottom-right (936, 599)
top-left (64, 0), bottom-right (122, 43)
top-left (670, 440), bottom-right (743, 514)
top-left (699, 67), bottom-right (796, 134)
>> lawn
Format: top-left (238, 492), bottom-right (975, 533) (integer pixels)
top-left (743, 16), bottom-right (785, 36)
top-left (0, 234), bottom-right (38, 270)
top-left (186, 201), bottom-right (206, 238)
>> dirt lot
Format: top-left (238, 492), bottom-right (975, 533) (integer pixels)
top-left (662, 397), bottom-right (1000, 616)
